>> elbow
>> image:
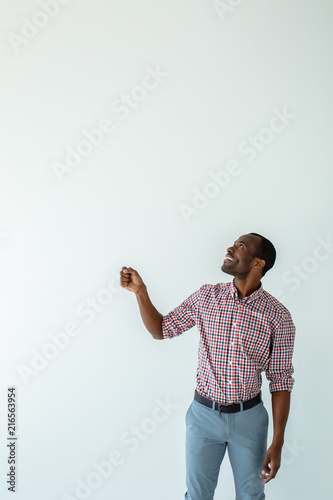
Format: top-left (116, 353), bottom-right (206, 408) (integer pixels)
top-left (152, 331), bottom-right (164, 340)
top-left (151, 326), bottom-right (163, 340)
top-left (152, 318), bottom-right (164, 339)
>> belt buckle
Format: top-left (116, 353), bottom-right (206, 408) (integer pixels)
top-left (217, 401), bottom-right (240, 413)
top-left (216, 402), bottom-right (232, 413)
top-left (216, 403), bottom-right (224, 413)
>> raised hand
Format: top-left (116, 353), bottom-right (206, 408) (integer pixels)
top-left (119, 266), bottom-right (145, 294)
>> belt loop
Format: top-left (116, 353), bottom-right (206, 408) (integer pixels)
top-left (212, 401), bottom-right (216, 411)
top-left (239, 401), bottom-right (243, 412)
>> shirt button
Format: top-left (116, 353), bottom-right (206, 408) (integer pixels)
top-left (233, 321), bottom-right (237, 326)
top-left (229, 362), bottom-right (232, 365)
top-left (229, 381), bottom-right (232, 385)
top-left (228, 400), bottom-right (232, 403)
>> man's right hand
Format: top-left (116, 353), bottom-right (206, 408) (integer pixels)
top-left (120, 267), bottom-right (145, 294)
top-left (120, 266), bottom-right (163, 339)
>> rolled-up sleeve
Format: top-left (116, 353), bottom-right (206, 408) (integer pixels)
top-left (162, 286), bottom-right (202, 339)
top-left (265, 313), bottom-right (296, 393)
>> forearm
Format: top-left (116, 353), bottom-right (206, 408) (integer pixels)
top-left (135, 285), bottom-right (163, 339)
top-left (271, 390), bottom-right (291, 446)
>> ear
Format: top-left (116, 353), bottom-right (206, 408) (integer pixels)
top-left (254, 258), bottom-right (265, 272)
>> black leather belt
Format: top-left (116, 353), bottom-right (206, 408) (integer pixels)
top-left (194, 389), bottom-right (262, 413)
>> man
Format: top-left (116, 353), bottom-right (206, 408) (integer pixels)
top-left (119, 232), bottom-right (296, 499)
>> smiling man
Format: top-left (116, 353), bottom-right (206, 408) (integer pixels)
top-left (120, 232), bottom-right (296, 500)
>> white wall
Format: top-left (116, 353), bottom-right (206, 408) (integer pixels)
top-left (0, 1), bottom-right (332, 498)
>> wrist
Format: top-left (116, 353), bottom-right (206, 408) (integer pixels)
top-left (272, 437), bottom-right (284, 447)
top-left (135, 284), bottom-right (147, 298)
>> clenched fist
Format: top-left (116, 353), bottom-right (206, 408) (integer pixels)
top-left (120, 267), bottom-right (145, 294)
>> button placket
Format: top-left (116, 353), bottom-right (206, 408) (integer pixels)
top-left (227, 300), bottom-right (239, 402)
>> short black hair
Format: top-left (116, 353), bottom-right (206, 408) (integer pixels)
top-left (249, 233), bottom-right (276, 277)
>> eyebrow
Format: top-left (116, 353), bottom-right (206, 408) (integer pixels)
top-left (234, 240), bottom-right (247, 246)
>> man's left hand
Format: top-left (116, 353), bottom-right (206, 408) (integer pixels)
top-left (260, 443), bottom-right (283, 484)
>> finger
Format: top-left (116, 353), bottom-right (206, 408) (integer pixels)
top-left (262, 457), bottom-right (270, 470)
top-left (120, 278), bottom-right (131, 285)
top-left (120, 280), bottom-right (131, 286)
top-left (268, 464), bottom-right (278, 480)
top-left (263, 469), bottom-right (276, 484)
top-left (260, 471), bottom-right (270, 483)
top-left (120, 283), bottom-right (130, 289)
top-left (261, 464), bottom-right (277, 484)
top-left (120, 274), bottom-right (131, 279)
top-left (263, 474), bottom-right (272, 484)
top-left (120, 275), bottom-right (131, 282)
top-left (261, 466), bottom-right (270, 474)
top-left (120, 270), bottom-right (130, 277)
top-left (260, 466), bottom-right (270, 480)
top-left (120, 268), bottom-right (134, 277)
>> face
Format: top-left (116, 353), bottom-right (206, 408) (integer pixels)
top-left (221, 234), bottom-right (263, 278)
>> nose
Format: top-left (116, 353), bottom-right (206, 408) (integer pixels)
top-left (226, 246), bottom-right (234, 254)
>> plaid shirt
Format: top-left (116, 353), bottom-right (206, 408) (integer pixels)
top-left (162, 280), bottom-right (295, 404)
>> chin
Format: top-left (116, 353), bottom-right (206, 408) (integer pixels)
top-left (221, 265), bottom-right (234, 276)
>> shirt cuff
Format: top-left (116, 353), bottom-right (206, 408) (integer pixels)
top-left (161, 315), bottom-right (175, 339)
top-left (269, 377), bottom-right (294, 393)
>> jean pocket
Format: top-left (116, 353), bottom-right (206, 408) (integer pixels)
top-left (185, 401), bottom-right (194, 424)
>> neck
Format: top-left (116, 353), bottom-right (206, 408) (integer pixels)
top-left (233, 276), bottom-right (261, 300)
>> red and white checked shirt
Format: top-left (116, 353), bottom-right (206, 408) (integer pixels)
top-left (162, 280), bottom-right (295, 404)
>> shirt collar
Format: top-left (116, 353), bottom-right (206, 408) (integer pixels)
top-left (229, 279), bottom-right (264, 304)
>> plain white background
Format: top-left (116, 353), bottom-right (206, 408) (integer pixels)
top-left (0, 0), bottom-right (332, 498)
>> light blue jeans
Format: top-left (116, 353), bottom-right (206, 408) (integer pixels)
top-left (184, 396), bottom-right (269, 499)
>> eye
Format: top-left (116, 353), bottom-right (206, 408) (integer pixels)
top-left (239, 244), bottom-right (244, 248)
